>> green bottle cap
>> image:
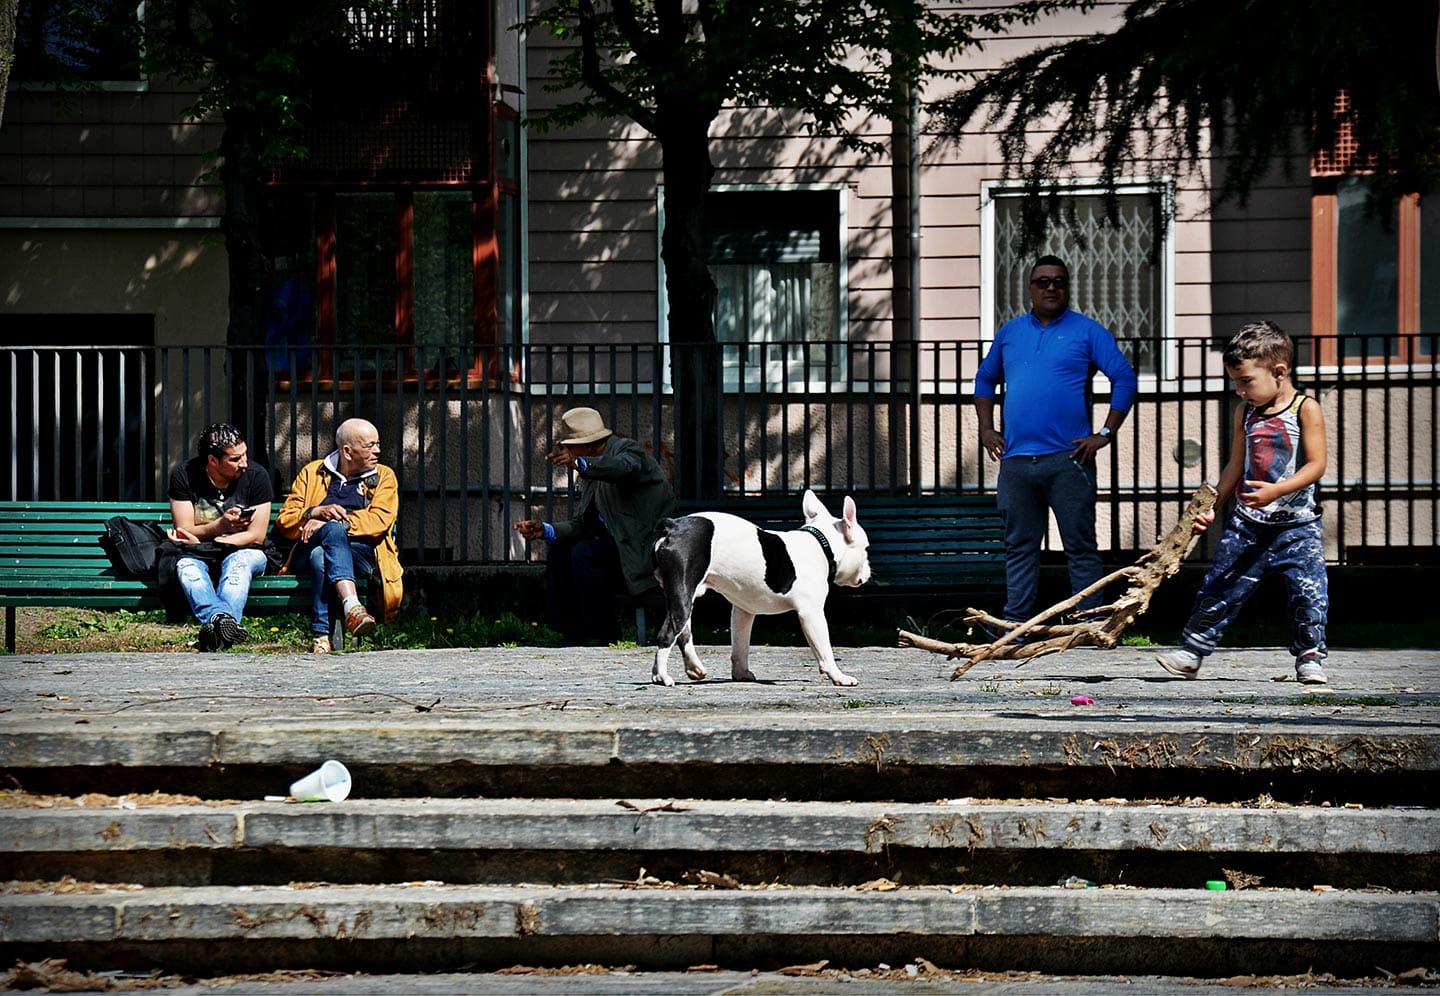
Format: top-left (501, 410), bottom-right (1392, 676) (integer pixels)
top-left (1205, 880), bottom-right (1228, 891)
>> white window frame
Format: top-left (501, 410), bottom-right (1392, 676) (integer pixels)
top-left (657, 181), bottom-right (849, 393)
top-left (980, 176), bottom-right (1176, 385)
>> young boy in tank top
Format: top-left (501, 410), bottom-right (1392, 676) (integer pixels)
top-left (1157, 321), bottom-right (1331, 684)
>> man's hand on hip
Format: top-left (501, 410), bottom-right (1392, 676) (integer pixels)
top-left (979, 428), bottom-right (1005, 462)
top-left (1068, 433), bottom-right (1111, 464)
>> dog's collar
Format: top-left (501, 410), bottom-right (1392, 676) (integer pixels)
top-left (799, 524), bottom-right (837, 586)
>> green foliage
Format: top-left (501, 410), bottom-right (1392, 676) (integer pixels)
top-left (937, 0), bottom-right (1440, 241)
top-left (381, 611), bottom-right (564, 651)
top-left (525, 0), bottom-right (1075, 150)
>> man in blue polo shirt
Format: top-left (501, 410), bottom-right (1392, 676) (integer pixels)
top-left (974, 255), bottom-right (1139, 627)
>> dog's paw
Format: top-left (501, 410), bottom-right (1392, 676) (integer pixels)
top-left (733, 669), bottom-right (758, 683)
top-left (827, 671), bottom-right (860, 687)
top-left (686, 663), bottom-right (707, 681)
top-left (652, 672), bottom-right (675, 687)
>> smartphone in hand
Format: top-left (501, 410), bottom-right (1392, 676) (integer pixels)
top-left (237, 506), bottom-right (256, 523)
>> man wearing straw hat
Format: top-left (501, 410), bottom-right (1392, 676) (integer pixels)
top-left (516, 407), bottom-right (675, 644)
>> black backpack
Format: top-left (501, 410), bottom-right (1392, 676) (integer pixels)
top-left (98, 517), bottom-right (168, 580)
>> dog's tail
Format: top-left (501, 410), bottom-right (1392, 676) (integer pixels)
top-left (652, 517), bottom-right (681, 548)
top-left (651, 518), bottom-right (683, 588)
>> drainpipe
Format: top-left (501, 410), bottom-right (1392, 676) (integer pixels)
top-left (907, 87), bottom-right (923, 499)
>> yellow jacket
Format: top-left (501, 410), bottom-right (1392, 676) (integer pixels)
top-left (276, 455), bottom-right (404, 622)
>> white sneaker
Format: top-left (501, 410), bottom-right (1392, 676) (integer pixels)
top-left (1156, 648), bottom-right (1203, 678)
top-left (1295, 650), bottom-right (1328, 685)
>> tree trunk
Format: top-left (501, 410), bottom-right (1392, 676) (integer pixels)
top-left (0, 0), bottom-right (17, 127)
top-left (219, 109), bottom-right (267, 441)
top-left (658, 115), bottom-right (722, 499)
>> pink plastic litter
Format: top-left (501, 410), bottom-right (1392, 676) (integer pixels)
top-left (1070, 695), bottom-right (1095, 705)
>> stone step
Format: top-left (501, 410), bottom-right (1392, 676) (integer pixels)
top-left (2, 798), bottom-right (1435, 857)
top-left (4, 883), bottom-right (1435, 946)
top-left (5, 714), bottom-right (1437, 773)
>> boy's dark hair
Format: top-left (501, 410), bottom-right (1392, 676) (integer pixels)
top-left (1224, 321), bottom-right (1294, 372)
top-left (1031, 254), bottom-right (1069, 276)
top-left (197, 422), bottom-right (245, 461)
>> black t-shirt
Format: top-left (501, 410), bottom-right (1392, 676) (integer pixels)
top-left (167, 457), bottom-right (274, 526)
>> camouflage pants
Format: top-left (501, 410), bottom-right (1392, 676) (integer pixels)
top-left (1181, 515), bottom-right (1327, 659)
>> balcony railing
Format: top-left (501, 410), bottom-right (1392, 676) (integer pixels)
top-left (4, 335), bottom-right (1436, 568)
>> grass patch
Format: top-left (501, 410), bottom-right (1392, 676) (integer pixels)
top-left (39, 608), bottom-right (166, 640)
top-left (9, 606), bottom-right (565, 655)
top-left (1120, 633), bottom-right (1157, 647)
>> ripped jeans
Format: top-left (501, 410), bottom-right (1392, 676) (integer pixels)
top-left (1181, 515), bottom-right (1328, 659)
top-left (175, 548), bottom-right (269, 626)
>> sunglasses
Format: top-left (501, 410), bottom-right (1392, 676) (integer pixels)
top-left (1030, 276), bottom-right (1069, 290)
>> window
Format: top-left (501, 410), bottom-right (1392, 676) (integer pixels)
top-left (985, 182), bottom-right (1171, 377)
top-left (412, 191), bottom-right (474, 370)
top-left (14, 0), bottom-right (144, 85)
top-left (1313, 177), bottom-right (1435, 364)
top-left (262, 188), bottom-right (511, 384)
top-left (662, 185), bottom-right (847, 390)
top-left (335, 194), bottom-right (398, 351)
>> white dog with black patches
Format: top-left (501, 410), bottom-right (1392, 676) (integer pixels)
top-left (650, 490), bottom-right (871, 687)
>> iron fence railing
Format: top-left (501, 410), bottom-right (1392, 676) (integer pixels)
top-left (4, 335), bottom-right (1436, 568)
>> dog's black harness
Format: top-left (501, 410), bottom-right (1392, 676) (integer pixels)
top-left (799, 524), bottom-right (838, 586)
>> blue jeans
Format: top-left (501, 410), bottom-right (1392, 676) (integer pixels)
top-left (997, 452), bottom-right (1102, 621)
top-left (1181, 515), bottom-right (1328, 659)
top-left (299, 521), bottom-right (379, 635)
top-left (175, 548), bottom-right (269, 625)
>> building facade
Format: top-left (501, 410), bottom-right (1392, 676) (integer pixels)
top-left (2, 0), bottom-right (1434, 568)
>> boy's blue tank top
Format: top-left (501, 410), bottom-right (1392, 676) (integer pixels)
top-left (1238, 393), bottom-right (1319, 526)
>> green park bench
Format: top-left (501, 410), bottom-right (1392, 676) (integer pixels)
top-left (0, 501), bottom-right (372, 652)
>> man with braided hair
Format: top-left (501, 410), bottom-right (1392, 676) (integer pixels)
top-left (166, 423), bottom-right (274, 651)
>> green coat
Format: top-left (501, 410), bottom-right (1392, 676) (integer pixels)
top-left (551, 435), bottom-right (677, 595)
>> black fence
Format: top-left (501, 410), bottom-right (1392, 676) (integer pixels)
top-left (4, 335), bottom-right (1436, 567)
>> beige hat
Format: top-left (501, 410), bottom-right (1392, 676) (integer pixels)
top-left (558, 407), bottom-right (613, 445)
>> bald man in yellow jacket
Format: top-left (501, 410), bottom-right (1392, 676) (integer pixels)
top-left (277, 418), bottom-right (403, 653)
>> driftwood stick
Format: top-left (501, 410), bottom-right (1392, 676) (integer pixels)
top-left (1001, 565), bottom-right (1139, 641)
top-left (898, 484), bottom-right (1219, 679)
top-left (956, 610), bottom-right (1076, 640)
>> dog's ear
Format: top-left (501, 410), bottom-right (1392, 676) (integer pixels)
top-left (802, 489), bottom-right (827, 522)
top-left (840, 495), bottom-right (859, 541)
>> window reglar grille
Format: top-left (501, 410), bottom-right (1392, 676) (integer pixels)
top-left (994, 192), bottom-right (1161, 376)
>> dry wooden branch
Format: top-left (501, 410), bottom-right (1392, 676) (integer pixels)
top-left (897, 485), bottom-right (1218, 679)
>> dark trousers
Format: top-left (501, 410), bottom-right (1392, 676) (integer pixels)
top-left (545, 532), bottom-right (623, 645)
top-left (997, 452), bottom-right (1102, 621)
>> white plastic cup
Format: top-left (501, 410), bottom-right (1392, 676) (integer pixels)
top-left (288, 759), bottom-right (352, 802)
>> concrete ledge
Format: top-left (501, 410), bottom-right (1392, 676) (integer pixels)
top-left (1, 800), bottom-right (1435, 856)
top-left (4, 718), bottom-right (1437, 772)
top-left (1, 885), bottom-right (1434, 944)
